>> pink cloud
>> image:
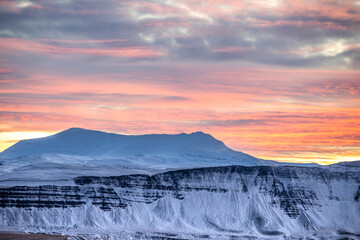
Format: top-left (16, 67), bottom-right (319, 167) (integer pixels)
top-left (0, 38), bottom-right (166, 58)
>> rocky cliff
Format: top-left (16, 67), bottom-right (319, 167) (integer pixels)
top-left (1, 165), bottom-right (359, 238)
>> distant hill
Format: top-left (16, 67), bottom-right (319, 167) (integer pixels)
top-left (0, 128), bottom-right (273, 169)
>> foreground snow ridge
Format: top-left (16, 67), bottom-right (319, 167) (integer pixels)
top-left (1, 165), bottom-right (359, 239)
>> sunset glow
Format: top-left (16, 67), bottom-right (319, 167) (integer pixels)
top-left (0, 0), bottom-right (359, 164)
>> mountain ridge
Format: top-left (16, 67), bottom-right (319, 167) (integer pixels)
top-left (1, 127), bottom-right (232, 157)
top-left (0, 128), bottom-right (267, 170)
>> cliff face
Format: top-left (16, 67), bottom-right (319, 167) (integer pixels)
top-left (0, 165), bottom-right (359, 238)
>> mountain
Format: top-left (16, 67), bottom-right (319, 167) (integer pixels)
top-left (0, 128), bottom-right (358, 238)
top-left (0, 128), bottom-right (272, 170)
top-left (0, 165), bottom-right (359, 239)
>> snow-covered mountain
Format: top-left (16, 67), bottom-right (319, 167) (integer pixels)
top-left (0, 128), bottom-right (358, 239)
top-left (0, 128), bottom-right (274, 172)
top-left (0, 165), bottom-right (359, 239)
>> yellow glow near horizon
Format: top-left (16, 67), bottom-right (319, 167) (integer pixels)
top-left (0, 130), bottom-right (358, 165)
top-left (245, 152), bottom-right (359, 165)
top-left (0, 131), bottom-right (55, 153)
top-left (0, 0), bottom-right (359, 166)
top-left (262, 157), bottom-right (342, 165)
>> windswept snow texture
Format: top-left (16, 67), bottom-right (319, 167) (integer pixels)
top-left (0, 128), bottom-right (269, 170)
top-left (0, 165), bottom-right (359, 239)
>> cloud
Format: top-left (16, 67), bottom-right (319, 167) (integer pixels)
top-left (203, 119), bottom-right (267, 127)
top-left (0, 38), bottom-right (166, 59)
top-left (0, 0), bottom-right (360, 163)
top-left (0, 0), bottom-right (359, 68)
top-left (335, 134), bottom-right (360, 140)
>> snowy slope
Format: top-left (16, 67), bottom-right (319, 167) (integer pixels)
top-left (1, 128), bottom-right (234, 158)
top-left (0, 165), bottom-right (359, 239)
top-left (0, 128), bottom-right (272, 172)
top-left (0, 128), bottom-right (358, 239)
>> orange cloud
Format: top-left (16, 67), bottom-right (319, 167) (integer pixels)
top-left (1, 66), bottom-right (359, 164)
top-left (0, 0), bottom-right (359, 164)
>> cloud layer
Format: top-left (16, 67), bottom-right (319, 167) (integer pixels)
top-left (1, 0), bottom-right (360, 67)
top-left (0, 0), bottom-right (360, 163)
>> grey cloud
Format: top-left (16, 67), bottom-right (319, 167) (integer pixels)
top-left (0, 92), bottom-right (191, 104)
top-left (0, 0), bottom-right (359, 68)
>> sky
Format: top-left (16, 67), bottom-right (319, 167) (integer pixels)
top-left (0, 0), bottom-right (359, 164)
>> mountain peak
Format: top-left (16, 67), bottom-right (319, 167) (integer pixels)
top-left (189, 131), bottom-right (209, 136)
top-left (62, 127), bottom-right (87, 132)
top-left (0, 128), bottom-right (261, 168)
top-left (57, 128), bottom-right (215, 141)
top-left (57, 127), bottom-right (102, 135)
top-left (191, 131), bottom-right (206, 134)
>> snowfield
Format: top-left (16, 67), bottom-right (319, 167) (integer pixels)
top-left (0, 128), bottom-right (359, 239)
top-left (1, 165), bottom-right (359, 239)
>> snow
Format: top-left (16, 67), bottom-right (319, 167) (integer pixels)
top-left (0, 128), bottom-right (274, 178)
top-left (1, 128), bottom-right (241, 159)
top-left (0, 165), bottom-right (359, 238)
top-left (0, 128), bottom-right (358, 239)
